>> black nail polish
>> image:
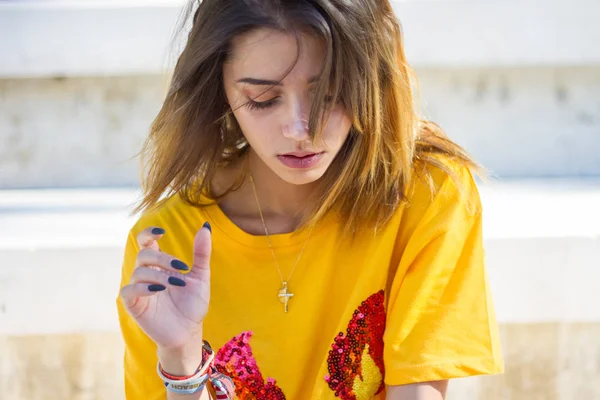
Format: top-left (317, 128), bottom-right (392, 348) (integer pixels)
top-left (152, 227), bottom-right (165, 235)
top-left (171, 259), bottom-right (189, 271)
top-left (148, 284), bottom-right (166, 292)
top-left (168, 276), bottom-right (186, 287)
top-left (203, 221), bottom-right (212, 233)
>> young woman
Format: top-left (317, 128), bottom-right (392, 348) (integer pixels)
top-left (117, 0), bottom-right (504, 399)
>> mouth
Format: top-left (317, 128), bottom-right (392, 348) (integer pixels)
top-left (280, 151), bottom-right (322, 157)
top-left (277, 152), bottom-right (325, 169)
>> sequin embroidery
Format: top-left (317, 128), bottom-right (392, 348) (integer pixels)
top-left (325, 290), bottom-right (386, 400)
top-left (214, 331), bottom-right (286, 400)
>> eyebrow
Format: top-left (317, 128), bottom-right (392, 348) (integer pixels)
top-left (236, 76), bottom-right (320, 86)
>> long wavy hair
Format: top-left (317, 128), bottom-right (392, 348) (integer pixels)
top-left (135, 0), bottom-right (479, 234)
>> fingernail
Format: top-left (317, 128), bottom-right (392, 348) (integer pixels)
top-left (171, 259), bottom-right (189, 271)
top-left (152, 227), bottom-right (165, 235)
top-left (148, 284), bottom-right (166, 292)
top-left (203, 221), bottom-right (212, 233)
top-left (168, 276), bottom-right (186, 287)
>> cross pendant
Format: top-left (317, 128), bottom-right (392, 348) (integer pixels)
top-left (278, 282), bottom-right (294, 313)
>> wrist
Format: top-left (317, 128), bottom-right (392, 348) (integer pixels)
top-left (157, 332), bottom-right (205, 376)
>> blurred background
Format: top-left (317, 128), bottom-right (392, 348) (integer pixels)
top-left (0, 0), bottom-right (599, 399)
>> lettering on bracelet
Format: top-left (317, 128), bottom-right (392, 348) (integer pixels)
top-left (168, 382), bottom-right (203, 390)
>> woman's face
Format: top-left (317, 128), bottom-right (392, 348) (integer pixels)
top-left (222, 28), bottom-right (352, 185)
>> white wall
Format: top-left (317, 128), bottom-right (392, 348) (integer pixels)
top-left (416, 67), bottom-right (600, 177)
top-left (1, 67), bottom-right (599, 188)
top-left (0, 76), bottom-right (166, 188)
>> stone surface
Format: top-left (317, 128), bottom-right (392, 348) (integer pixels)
top-left (558, 323), bottom-right (600, 399)
top-left (0, 333), bottom-right (124, 400)
top-left (478, 324), bottom-right (560, 400)
top-left (1, 182), bottom-right (599, 336)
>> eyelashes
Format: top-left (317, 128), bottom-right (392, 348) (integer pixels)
top-left (245, 97), bottom-right (279, 111)
top-left (244, 95), bottom-right (335, 112)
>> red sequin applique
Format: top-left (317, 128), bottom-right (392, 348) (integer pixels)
top-left (214, 331), bottom-right (286, 400)
top-left (325, 290), bottom-right (386, 400)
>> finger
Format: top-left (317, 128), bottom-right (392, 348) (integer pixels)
top-left (120, 282), bottom-right (166, 311)
top-left (136, 248), bottom-right (190, 273)
top-left (189, 221), bottom-right (212, 279)
top-left (136, 226), bottom-right (166, 251)
top-left (130, 266), bottom-right (187, 288)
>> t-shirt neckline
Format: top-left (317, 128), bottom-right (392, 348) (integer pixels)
top-left (203, 197), bottom-right (334, 249)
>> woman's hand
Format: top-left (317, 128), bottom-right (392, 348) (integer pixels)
top-left (120, 222), bottom-right (212, 373)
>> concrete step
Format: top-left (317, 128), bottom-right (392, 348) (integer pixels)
top-left (2, 0), bottom-right (599, 77)
top-left (0, 179), bottom-right (599, 336)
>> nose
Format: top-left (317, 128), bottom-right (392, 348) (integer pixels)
top-left (283, 119), bottom-right (310, 141)
top-left (282, 96), bottom-right (310, 142)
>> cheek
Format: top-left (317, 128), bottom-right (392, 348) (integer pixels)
top-left (324, 109), bottom-right (352, 144)
top-left (233, 110), bottom-right (279, 146)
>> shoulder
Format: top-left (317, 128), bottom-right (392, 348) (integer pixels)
top-left (411, 155), bottom-right (481, 213)
top-left (395, 155), bottom-right (482, 242)
top-left (127, 193), bottom-right (207, 251)
top-left (130, 194), bottom-right (178, 233)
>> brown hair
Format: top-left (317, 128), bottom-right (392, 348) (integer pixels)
top-left (135, 0), bottom-right (478, 233)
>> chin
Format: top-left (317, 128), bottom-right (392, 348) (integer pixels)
top-left (275, 167), bottom-right (328, 186)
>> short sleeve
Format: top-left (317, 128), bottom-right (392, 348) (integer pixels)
top-left (383, 166), bottom-right (504, 385)
top-left (116, 228), bottom-right (167, 400)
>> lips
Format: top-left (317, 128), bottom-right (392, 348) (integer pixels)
top-left (277, 152), bottom-right (325, 169)
top-left (281, 152), bottom-right (320, 157)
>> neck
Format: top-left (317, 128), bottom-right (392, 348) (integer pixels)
top-left (212, 150), bottom-right (319, 234)
top-left (246, 151), bottom-right (317, 220)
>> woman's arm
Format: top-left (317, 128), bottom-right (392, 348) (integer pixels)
top-left (386, 381), bottom-right (448, 400)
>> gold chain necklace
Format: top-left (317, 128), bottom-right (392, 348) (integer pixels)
top-left (249, 174), bottom-right (315, 313)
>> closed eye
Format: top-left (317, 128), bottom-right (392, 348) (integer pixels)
top-left (245, 97), bottom-right (279, 111)
top-left (244, 94), bottom-right (335, 111)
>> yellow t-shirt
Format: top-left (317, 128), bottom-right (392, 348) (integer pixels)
top-left (117, 162), bottom-right (503, 400)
